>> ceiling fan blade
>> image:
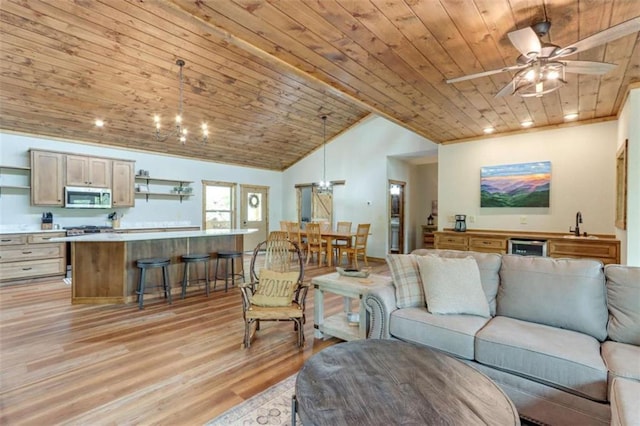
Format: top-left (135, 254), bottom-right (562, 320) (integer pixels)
top-left (495, 79), bottom-right (517, 98)
top-left (446, 64), bottom-right (526, 84)
top-left (562, 60), bottom-right (618, 74)
top-left (507, 27), bottom-right (542, 57)
top-left (552, 16), bottom-right (640, 58)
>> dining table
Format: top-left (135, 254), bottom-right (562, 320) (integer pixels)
top-left (299, 229), bottom-right (355, 267)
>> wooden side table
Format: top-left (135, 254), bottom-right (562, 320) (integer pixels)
top-left (311, 272), bottom-right (392, 341)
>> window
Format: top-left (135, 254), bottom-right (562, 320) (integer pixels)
top-left (203, 181), bottom-right (236, 230)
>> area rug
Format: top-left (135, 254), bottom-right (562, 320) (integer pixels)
top-left (207, 374), bottom-right (300, 426)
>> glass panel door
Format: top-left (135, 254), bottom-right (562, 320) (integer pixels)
top-left (240, 185), bottom-right (268, 251)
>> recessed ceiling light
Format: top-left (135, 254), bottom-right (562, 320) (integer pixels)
top-left (95, 119), bottom-right (104, 127)
top-left (483, 127), bottom-right (495, 134)
top-left (521, 120), bottom-right (534, 128)
top-left (564, 113), bottom-right (579, 121)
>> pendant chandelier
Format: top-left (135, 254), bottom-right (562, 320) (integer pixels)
top-left (317, 115), bottom-right (332, 194)
top-left (153, 59), bottom-right (208, 145)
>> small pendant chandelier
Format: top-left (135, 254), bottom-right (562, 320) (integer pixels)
top-left (153, 59), bottom-right (208, 145)
top-left (317, 115), bottom-right (332, 194)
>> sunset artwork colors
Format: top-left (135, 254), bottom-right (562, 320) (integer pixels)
top-left (481, 162), bottom-right (551, 207)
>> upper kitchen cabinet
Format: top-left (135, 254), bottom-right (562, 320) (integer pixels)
top-left (112, 160), bottom-right (135, 207)
top-left (31, 150), bottom-right (64, 206)
top-left (65, 155), bottom-right (112, 188)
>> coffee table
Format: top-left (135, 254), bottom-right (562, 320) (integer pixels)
top-left (294, 340), bottom-right (520, 425)
top-left (311, 272), bottom-right (392, 341)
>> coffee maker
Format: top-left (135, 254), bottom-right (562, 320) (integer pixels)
top-left (454, 214), bottom-right (467, 232)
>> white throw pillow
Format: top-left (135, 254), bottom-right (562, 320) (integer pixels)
top-left (417, 255), bottom-right (490, 317)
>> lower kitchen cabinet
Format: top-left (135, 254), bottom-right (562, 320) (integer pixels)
top-left (0, 232), bottom-right (66, 283)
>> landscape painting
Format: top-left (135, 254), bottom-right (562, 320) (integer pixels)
top-left (480, 161), bottom-right (551, 208)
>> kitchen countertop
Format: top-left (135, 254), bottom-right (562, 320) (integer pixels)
top-left (435, 229), bottom-right (619, 242)
top-left (51, 228), bottom-right (257, 242)
top-left (0, 224), bottom-right (198, 235)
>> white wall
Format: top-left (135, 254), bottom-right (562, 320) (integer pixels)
top-left (617, 88), bottom-right (640, 266)
top-left (282, 115), bottom-right (438, 259)
top-left (0, 132), bottom-right (283, 231)
top-left (438, 121), bottom-right (618, 235)
top-left (413, 163), bottom-right (438, 245)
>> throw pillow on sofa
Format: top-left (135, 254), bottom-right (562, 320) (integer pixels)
top-left (387, 254), bottom-right (425, 308)
top-left (417, 255), bottom-right (490, 317)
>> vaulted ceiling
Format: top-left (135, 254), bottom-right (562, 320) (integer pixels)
top-left (1, 0), bottom-right (638, 171)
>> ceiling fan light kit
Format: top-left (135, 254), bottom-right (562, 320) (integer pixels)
top-left (446, 16), bottom-right (640, 100)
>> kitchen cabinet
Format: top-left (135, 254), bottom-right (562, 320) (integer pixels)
top-left (66, 155), bottom-right (112, 188)
top-left (0, 232), bottom-right (66, 283)
top-left (135, 176), bottom-right (193, 202)
top-left (434, 230), bottom-right (620, 264)
top-left (548, 239), bottom-right (619, 265)
top-left (112, 160), bottom-right (135, 207)
top-left (30, 150), bottom-right (64, 206)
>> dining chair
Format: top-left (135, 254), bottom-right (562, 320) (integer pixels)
top-left (286, 221), bottom-right (307, 258)
top-left (332, 221), bottom-right (352, 261)
top-left (338, 223), bottom-right (370, 269)
top-left (305, 222), bottom-right (328, 265)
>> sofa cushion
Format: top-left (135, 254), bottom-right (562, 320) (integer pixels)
top-left (497, 255), bottom-right (608, 341)
top-left (610, 377), bottom-right (640, 426)
top-left (601, 341), bottom-right (640, 381)
top-left (387, 254), bottom-right (425, 308)
top-left (605, 265), bottom-right (640, 345)
top-left (389, 307), bottom-right (490, 360)
top-left (417, 255), bottom-right (490, 317)
top-left (411, 249), bottom-right (501, 315)
top-left (475, 316), bottom-right (608, 401)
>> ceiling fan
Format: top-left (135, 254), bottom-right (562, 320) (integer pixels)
top-left (446, 16), bottom-right (640, 98)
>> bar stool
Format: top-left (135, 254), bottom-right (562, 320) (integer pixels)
top-left (136, 257), bottom-right (172, 309)
top-left (214, 251), bottom-right (245, 292)
top-left (181, 253), bottom-right (211, 299)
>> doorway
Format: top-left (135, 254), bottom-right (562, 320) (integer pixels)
top-left (296, 185), bottom-right (333, 227)
top-left (240, 185), bottom-right (269, 251)
top-left (389, 180), bottom-right (405, 254)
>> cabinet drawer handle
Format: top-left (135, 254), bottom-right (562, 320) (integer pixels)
top-left (22, 267), bottom-right (32, 271)
top-left (42, 237), bottom-right (51, 240)
top-left (22, 251), bottom-right (33, 254)
top-left (1, 239), bottom-right (11, 242)
top-left (483, 241), bottom-right (491, 245)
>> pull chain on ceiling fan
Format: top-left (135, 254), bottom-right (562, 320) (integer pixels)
top-left (446, 16), bottom-right (640, 98)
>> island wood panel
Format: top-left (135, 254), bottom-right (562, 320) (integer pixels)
top-left (71, 234), bottom-right (243, 304)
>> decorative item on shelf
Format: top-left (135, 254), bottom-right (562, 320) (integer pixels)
top-left (137, 169), bottom-right (149, 177)
top-left (336, 267), bottom-right (370, 278)
top-left (136, 184), bottom-right (149, 193)
top-left (316, 115), bottom-right (332, 194)
top-left (427, 214), bottom-right (434, 226)
top-left (172, 186), bottom-right (183, 194)
top-left (182, 186), bottom-right (193, 194)
top-left (153, 59), bottom-right (208, 145)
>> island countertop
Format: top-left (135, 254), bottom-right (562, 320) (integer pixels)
top-left (51, 228), bottom-right (256, 242)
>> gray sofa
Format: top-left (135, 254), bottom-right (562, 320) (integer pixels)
top-left (364, 250), bottom-right (640, 425)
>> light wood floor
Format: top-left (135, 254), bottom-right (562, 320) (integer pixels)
top-left (0, 258), bottom-right (390, 425)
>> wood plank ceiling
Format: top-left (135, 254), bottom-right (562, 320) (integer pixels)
top-left (1, 0), bottom-right (638, 171)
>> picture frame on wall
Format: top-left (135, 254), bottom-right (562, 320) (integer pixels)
top-left (480, 161), bottom-right (551, 208)
top-left (615, 140), bottom-right (628, 230)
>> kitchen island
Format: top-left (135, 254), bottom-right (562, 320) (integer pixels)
top-left (52, 229), bottom-right (256, 304)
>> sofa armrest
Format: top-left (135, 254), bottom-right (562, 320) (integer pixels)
top-left (364, 286), bottom-right (397, 339)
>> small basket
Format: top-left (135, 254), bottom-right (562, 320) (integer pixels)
top-left (336, 267), bottom-right (370, 278)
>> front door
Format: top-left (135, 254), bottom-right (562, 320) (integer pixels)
top-left (240, 185), bottom-right (269, 251)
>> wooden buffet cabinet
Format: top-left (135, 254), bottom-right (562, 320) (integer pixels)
top-left (434, 230), bottom-right (620, 264)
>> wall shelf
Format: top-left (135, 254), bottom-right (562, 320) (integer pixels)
top-left (134, 175), bottom-right (193, 203)
top-left (0, 165), bottom-right (31, 194)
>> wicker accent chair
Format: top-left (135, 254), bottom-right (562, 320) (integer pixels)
top-left (338, 223), bottom-right (370, 269)
top-left (240, 231), bottom-right (307, 348)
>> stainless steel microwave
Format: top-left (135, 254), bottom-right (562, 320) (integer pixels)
top-left (64, 186), bottom-right (112, 209)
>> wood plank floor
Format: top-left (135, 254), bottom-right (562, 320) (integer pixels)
top-left (0, 258), bottom-right (390, 425)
